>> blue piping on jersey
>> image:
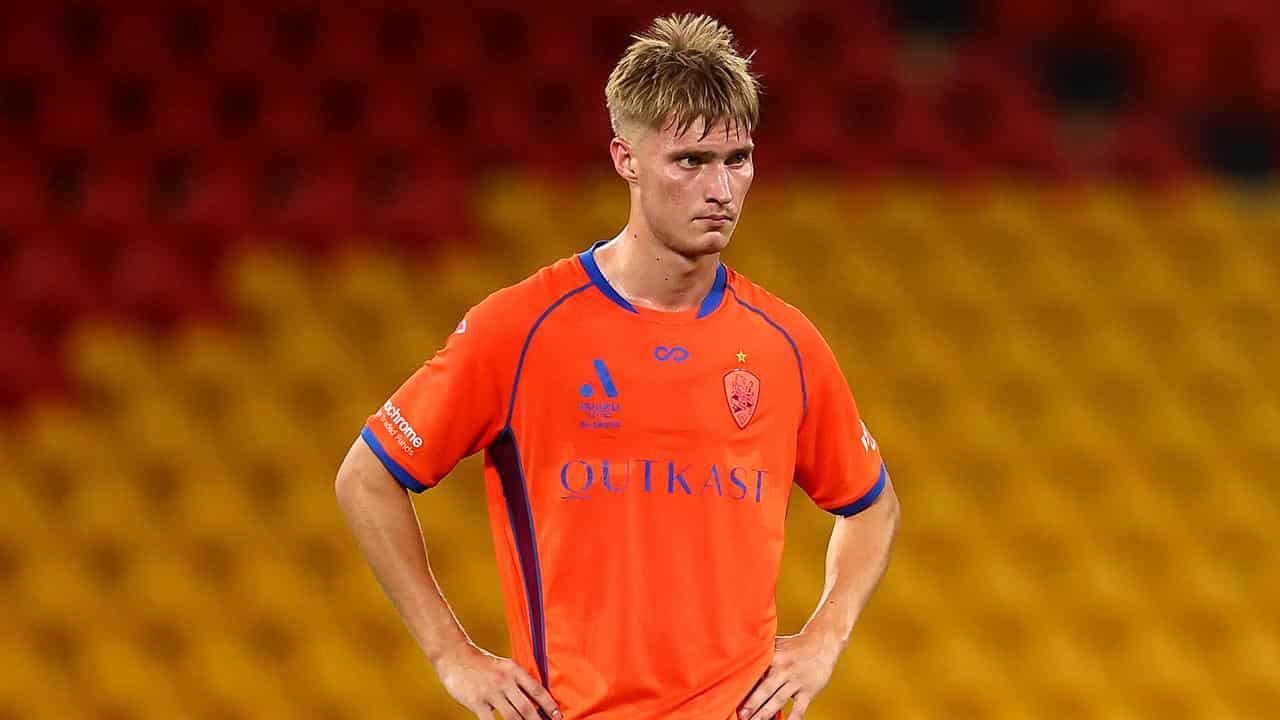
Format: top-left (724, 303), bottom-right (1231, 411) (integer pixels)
top-left (359, 426), bottom-right (429, 492)
top-left (491, 429), bottom-right (552, 702)
top-left (497, 281), bottom-right (594, 709)
top-left (829, 463), bottom-right (889, 516)
top-left (578, 240), bottom-right (728, 319)
top-left (726, 285), bottom-right (808, 415)
top-left (506, 282), bottom-right (593, 428)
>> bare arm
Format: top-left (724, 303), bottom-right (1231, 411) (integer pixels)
top-left (801, 472), bottom-right (900, 650)
top-left (335, 438), bottom-right (561, 720)
top-left (334, 438), bottom-right (469, 663)
top-left (739, 474), bottom-right (901, 720)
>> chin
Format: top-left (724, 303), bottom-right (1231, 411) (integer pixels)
top-left (687, 229), bottom-right (732, 255)
top-left (654, 226), bottom-right (732, 258)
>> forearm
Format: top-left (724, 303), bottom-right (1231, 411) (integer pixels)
top-left (335, 441), bottom-right (470, 665)
top-left (802, 478), bottom-right (900, 651)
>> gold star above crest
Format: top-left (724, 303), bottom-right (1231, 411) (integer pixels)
top-left (736, 351), bottom-right (748, 364)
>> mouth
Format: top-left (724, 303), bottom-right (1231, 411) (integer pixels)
top-left (696, 215), bottom-right (733, 222)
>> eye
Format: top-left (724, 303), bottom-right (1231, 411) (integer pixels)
top-left (729, 152), bottom-right (750, 165)
top-left (677, 155), bottom-right (701, 168)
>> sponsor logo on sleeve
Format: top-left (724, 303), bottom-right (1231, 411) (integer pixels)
top-left (860, 420), bottom-right (878, 453)
top-left (377, 400), bottom-right (425, 455)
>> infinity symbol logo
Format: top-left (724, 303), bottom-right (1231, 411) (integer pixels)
top-left (654, 345), bottom-right (690, 362)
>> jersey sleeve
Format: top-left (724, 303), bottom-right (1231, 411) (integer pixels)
top-left (361, 304), bottom-right (508, 492)
top-left (792, 319), bottom-right (887, 516)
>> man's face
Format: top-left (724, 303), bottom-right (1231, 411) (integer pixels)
top-left (617, 116), bottom-right (754, 258)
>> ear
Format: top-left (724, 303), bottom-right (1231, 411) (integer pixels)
top-left (610, 136), bottom-right (639, 184)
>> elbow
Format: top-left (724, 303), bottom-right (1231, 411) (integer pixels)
top-left (886, 489), bottom-right (901, 534)
top-left (334, 461), bottom-right (363, 511)
top-left (334, 443), bottom-right (379, 511)
top-left (335, 437), bottom-right (409, 513)
top-left (877, 475), bottom-right (901, 538)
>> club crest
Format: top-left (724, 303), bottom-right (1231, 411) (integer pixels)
top-left (723, 368), bottom-right (761, 429)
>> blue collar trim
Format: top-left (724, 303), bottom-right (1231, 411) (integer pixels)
top-left (577, 240), bottom-right (727, 319)
top-left (577, 240), bottom-right (637, 313)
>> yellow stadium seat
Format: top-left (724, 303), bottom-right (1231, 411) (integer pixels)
top-left (65, 323), bottom-right (170, 416)
top-left (0, 627), bottom-right (83, 717)
top-left (78, 626), bottom-right (187, 718)
top-left (223, 247), bottom-right (319, 328)
top-left (185, 632), bottom-right (300, 719)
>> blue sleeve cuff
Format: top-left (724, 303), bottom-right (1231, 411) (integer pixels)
top-left (827, 463), bottom-right (887, 517)
top-left (360, 426), bottom-right (430, 493)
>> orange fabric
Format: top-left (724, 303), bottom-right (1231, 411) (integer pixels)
top-left (363, 244), bottom-right (885, 719)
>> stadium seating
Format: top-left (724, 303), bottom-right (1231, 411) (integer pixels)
top-left (1, 174), bottom-right (1277, 717)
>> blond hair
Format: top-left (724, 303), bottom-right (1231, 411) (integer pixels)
top-left (605, 13), bottom-right (760, 139)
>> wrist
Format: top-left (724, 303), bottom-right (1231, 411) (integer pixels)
top-left (424, 627), bottom-right (473, 667)
top-left (801, 613), bottom-right (851, 657)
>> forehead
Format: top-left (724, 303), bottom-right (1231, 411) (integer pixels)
top-left (649, 115), bottom-right (753, 151)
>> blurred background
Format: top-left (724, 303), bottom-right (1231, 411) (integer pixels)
top-left (0, 1), bottom-right (1277, 718)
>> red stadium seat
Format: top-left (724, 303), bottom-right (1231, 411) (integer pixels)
top-left (363, 155), bottom-right (469, 242)
top-left (363, 77), bottom-right (430, 149)
top-left (1105, 111), bottom-right (1192, 183)
top-left (986, 0), bottom-right (1073, 54)
top-left (318, 8), bottom-right (378, 75)
top-left (0, 315), bottom-right (64, 410)
top-left (210, 75), bottom-right (264, 140)
top-left (0, 234), bottom-right (99, 330)
top-left (257, 154), bottom-right (360, 235)
top-left (100, 6), bottom-right (171, 76)
top-left (1, 6), bottom-right (65, 75)
top-left (76, 152), bottom-right (153, 227)
top-left (941, 47), bottom-right (1054, 174)
top-left (523, 15), bottom-right (593, 79)
top-left (149, 79), bottom-right (221, 151)
top-left (314, 75), bottom-right (368, 137)
top-left (107, 238), bottom-right (218, 332)
top-left (39, 78), bottom-right (111, 148)
top-left (994, 93), bottom-right (1067, 179)
top-left (0, 154), bottom-right (48, 230)
top-left (209, 7), bottom-right (277, 78)
top-left (257, 85), bottom-right (323, 149)
top-left (894, 90), bottom-right (976, 178)
top-left (167, 154), bottom-right (257, 232)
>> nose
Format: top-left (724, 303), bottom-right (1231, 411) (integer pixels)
top-left (704, 163), bottom-right (732, 206)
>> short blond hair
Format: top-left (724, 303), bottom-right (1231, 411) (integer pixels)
top-left (605, 13), bottom-right (760, 139)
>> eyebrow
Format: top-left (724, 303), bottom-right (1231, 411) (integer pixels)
top-left (669, 144), bottom-right (755, 159)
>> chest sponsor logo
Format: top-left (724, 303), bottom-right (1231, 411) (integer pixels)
top-left (723, 368), bottom-right (761, 429)
top-left (653, 345), bottom-right (690, 362)
top-left (577, 358), bottom-right (621, 430)
top-left (559, 458), bottom-right (771, 504)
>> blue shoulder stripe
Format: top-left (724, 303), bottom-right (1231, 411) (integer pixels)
top-left (360, 426), bottom-right (429, 493)
top-left (506, 282), bottom-right (593, 429)
top-left (828, 463), bottom-right (888, 516)
top-left (727, 285), bottom-right (807, 415)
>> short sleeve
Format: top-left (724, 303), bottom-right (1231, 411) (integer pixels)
top-left (792, 321), bottom-right (887, 516)
top-left (361, 307), bottom-right (507, 492)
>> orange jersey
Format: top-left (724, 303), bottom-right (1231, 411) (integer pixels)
top-left (362, 241), bottom-right (887, 720)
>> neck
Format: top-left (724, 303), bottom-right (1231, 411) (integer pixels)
top-left (594, 226), bottom-right (720, 312)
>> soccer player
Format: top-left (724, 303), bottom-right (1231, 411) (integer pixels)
top-left (335, 13), bottom-right (900, 720)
